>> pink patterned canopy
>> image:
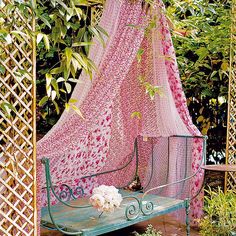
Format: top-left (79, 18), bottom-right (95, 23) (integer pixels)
top-left (37, 0), bottom-right (204, 231)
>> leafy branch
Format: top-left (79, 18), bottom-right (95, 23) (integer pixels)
top-left (0, 0), bottom-right (107, 124)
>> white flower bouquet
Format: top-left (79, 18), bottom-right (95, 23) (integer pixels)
top-left (89, 185), bottom-right (123, 213)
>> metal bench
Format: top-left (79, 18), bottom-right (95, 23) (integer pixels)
top-left (41, 135), bottom-right (207, 236)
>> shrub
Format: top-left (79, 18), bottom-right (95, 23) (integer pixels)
top-left (199, 188), bottom-right (236, 236)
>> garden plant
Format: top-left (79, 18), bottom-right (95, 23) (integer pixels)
top-left (199, 188), bottom-right (236, 236)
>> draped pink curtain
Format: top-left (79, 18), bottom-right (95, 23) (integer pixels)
top-left (37, 0), bottom-right (204, 232)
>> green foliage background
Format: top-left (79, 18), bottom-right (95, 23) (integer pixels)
top-left (164, 0), bottom-right (231, 163)
top-left (0, 0), bottom-right (107, 135)
top-left (35, 0), bottom-right (107, 133)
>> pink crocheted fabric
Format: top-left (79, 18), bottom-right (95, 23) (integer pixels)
top-left (37, 0), bottom-right (204, 232)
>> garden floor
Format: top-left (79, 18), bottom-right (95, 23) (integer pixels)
top-left (41, 214), bottom-right (200, 236)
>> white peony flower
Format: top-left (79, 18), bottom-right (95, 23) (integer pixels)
top-left (90, 194), bottom-right (105, 208)
top-left (89, 185), bottom-right (123, 213)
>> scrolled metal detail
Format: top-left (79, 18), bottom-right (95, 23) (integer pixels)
top-left (55, 184), bottom-right (85, 202)
top-left (125, 204), bottom-right (140, 220)
top-left (57, 184), bottom-right (73, 202)
top-left (124, 196), bottom-right (141, 220)
top-left (59, 189), bottom-right (71, 202)
top-left (140, 200), bottom-right (154, 216)
top-left (73, 186), bottom-right (84, 199)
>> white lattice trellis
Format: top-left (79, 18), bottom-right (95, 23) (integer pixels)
top-left (91, 1), bottom-right (105, 26)
top-left (225, 0), bottom-right (236, 191)
top-left (0, 1), bottom-right (37, 235)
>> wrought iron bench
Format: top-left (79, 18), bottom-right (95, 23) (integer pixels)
top-left (41, 135), bottom-right (207, 236)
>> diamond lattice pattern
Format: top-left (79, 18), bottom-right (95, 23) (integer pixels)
top-left (91, 4), bottom-right (104, 26)
top-left (226, 1), bottom-right (236, 191)
top-left (0, 1), bottom-right (36, 235)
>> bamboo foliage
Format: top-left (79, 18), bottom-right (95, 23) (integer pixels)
top-left (226, 0), bottom-right (236, 191)
top-left (0, 1), bottom-right (37, 235)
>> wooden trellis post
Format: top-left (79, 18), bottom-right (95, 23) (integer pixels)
top-left (0, 1), bottom-right (37, 235)
top-left (225, 0), bottom-right (236, 191)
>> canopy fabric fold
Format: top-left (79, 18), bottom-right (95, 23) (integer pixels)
top-left (37, 0), bottom-right (204, 232)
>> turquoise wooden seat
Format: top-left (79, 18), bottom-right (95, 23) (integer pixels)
top-left (41, 190), bottom-right (187, 236)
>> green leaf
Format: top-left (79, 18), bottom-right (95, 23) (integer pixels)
top-left (73, 52), bottom-right (88, 70)
top-left (46, 85), bottom-right (52, 97)
top-left (137, 48), bottom-right (144, 63)
top-left (63, 66), bottom-right (70, 80)
top-left (83, 31), bottom-right (90, 54)
top-left (197, 115), bottom-right (204, 122)
top-left (0, 102), bottom-right (17, 117)
top-left (74, 7), bottom-right (82, 19)
top-left (37, 33), bottom-right (44, 44)
top-left (71, 57), bottom-right (81, 74)
top-left (68, 78), bottom-right (83, 83)
top-left (51, 79), bottom-right (59, 96)
top-left (65, 102), bottom-right (70, 111)
top-left (39, 96), bottom-right (48, 106)
top-left (210, 71), bottom-right (218, 78)
top-left (95, 25), bottom-right (109, 38)
top-left (30, 0), bottom-right (36, 10)
top-left (65, 82), bottom-right (72, 93)
top-left (37, 14), bottom-right (51, 29)
top-left (11, 30), bottom-right (28, 39)
top-left (70, 63), bottom-right (76, 78)
top-left (154, 86), bottom-right (165, 97)
top-left (66, 8), bottom-right (74, 21)
top-left (50, 67), bottom-right (63, 74)
top-left (60, 88), bottom-right (67, 93)
top-left (195, 47), bottom-right (209, 61)
top-left (57, 77), bottom-right (65, 83)
top-left (72, 42), bottom-right (93, 47)
top-left (87, 58), bottom-right (97, 71)
top-left (77, 27), bottom-right (86, 41)
top-left (55, 0), bottom-right (70, 14)
top-left (52, 100), bottom-right (60, 114)
top-left (69, 98), bottom-right (77, 103)
top-left (73, 0), bottom-right (90, 6)
top-left (0, 64), bottom-right (5, 75)
top-left (51, 90), bottom-right (57, 100)
top-left (88, 25), bottom-right (105, 48)
top-left (65, 47), bottom-right (73, 69)
top-left (131, 111), bottom-right (142, 119)
top-left (45, 73), bottom-right (52, 87)
top-left (221, 62), bottom-right (228, 71)
top-left (43, 34), bottom-right (50, 51)
top-left (71, 104), bottom-right (84, 119)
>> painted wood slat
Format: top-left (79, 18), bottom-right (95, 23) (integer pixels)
top-left (41, 191), bottom-right (186, 236)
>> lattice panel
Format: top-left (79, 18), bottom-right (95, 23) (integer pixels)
top-left (225, 0), bottom-right (236, 191)
top-left (91, 1), bottom-right (105, 26)
top-left (0, 1), bottom-right (37, 235)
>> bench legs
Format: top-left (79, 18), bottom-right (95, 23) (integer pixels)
top-left (185, 199), bottom-right (190, 236)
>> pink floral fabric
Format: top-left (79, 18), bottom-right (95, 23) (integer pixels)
top-left (157, 3), bottom-right (204, 220)
top-left (37, 0), bottom-right (204, 233)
